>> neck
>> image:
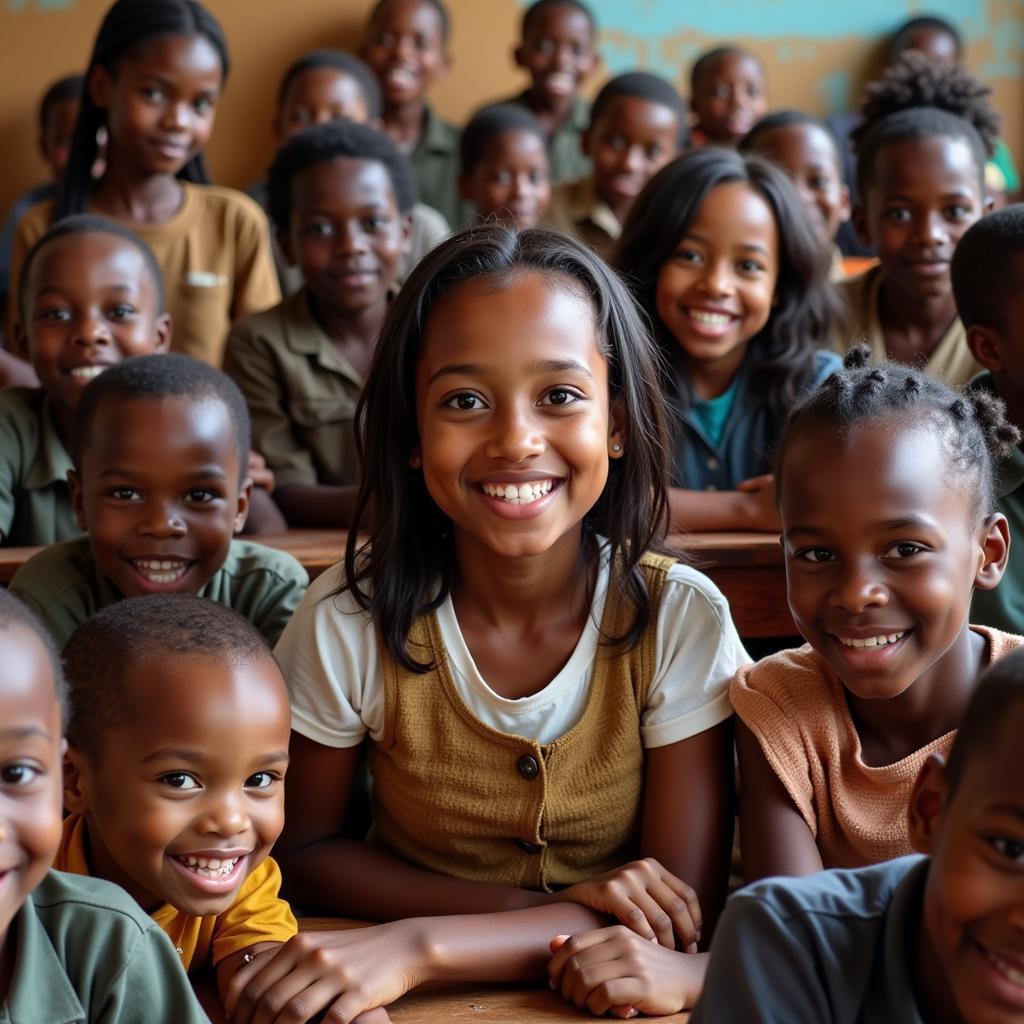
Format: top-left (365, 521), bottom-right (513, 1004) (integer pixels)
top-left (382, 98), bottom-right (426, 149)
top-left (681, 346), bottom-right (747, 401)
top-left (878, 279), bottom-right (958, 351)
top-left (90, 153), bottom-right (184, 224)
top-left (308, 291), bottom-right (388, 350)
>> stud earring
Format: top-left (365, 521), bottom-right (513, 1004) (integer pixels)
top-left (611, 443), bottom-right (622, 453)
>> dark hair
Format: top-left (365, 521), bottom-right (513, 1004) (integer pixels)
top-left (944, 648), bottom-right (1024, 795)
top-left (614, 148), bottom-right (846, 418)
top-left (851, 52), bottom-right (996, 196)
top-left (342, 224), bottom-right (671, 672)
top-left (39, 73), bottom-right (85, 137)
top-left (889, 14), bottom-right (963, 64)
top-left (276, 49), bottom-right (382, 121)
top-left (18, 214), bottom-right (165, 325)
top-left (521, 0), bottom-right (596, 38)
top-left (690, 45), bottom-right (763, 96)
top-left (460, 103), bottom-right (547, 176)
top-left (71, 353), bottom-right (251, 473)
top-left (740, 110), bottom-right (841, 168)
top-left (953, 205), bottom-right (1024, 332)
top-left (590, 72), bottom-right (689, 147)
top-left (775, 345), bottom-right (1020, 519)
top-left (1, 590), bottom-right (66, 720)
top-left (63, 594), bottom-right (271, 758)
top-left (267, 120), bottom-right (417, 233)
top-left (367, 0), bottom-right (450, 46)
top-left (55, 0), bottom-right (229, 220)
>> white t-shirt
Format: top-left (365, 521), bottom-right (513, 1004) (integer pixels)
top-left (276, 553), bottom-right (749, 750)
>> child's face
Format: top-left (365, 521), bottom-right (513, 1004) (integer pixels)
top-left (283, 156), bottom-right (409, 317)
top-left (40, 95), bottom-right (80, 181)
top-left (966, 252), bottom-right (1024, 412)
top-left (362, 0), bottom-right (449, 108)
top-left (692, 52), bottom-right (767, 145)
top-left (276, 68), bottom-right (371, 141)
top-left (515, 3), bottom-right (596, 103)
top-left (0, 626), bottom-right (64, 956)
top-left (585, 96), bottom-right (682, 220)
top-left (414, 271), bottom-right (623, 562)
top-left (19, 232), bottom-right (170, 421)
top-left (781, 417), bottom-right (1004, 703)
top-left (896, 27), bottom-right (960, 69)
top-left (90, 32), bottom-right (222, 177)
top-left (655, 182), bottom-right (778, 391)
top-left (860, 135), bottom-right (983, 304)
top-left (65, 652), bottom-right (289, 917)
top-left (70, 395), bottom-right (249, 598)
top-left (461, 129), bottom-right (551, 229)
top-left (751, 123), bottom-right (850, 243)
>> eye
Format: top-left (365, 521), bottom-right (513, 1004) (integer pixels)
top-left (141, 86), bottom-right (164, 102)
top-left (0, 763), bottom-right (41, 786)
top-left (160, 772), bottom-right (199, 791)
top-left (444, 392), bottom-right (486, 411)
top-left (304, 220), bottom-right (334, 239)
top-left (492, 170), bottom-right (512, 186)
top-left (107, 303), bottom-right (137, 321)
top-left (884, 206), bottom-right (912, 223)
top-left (884, 541), bottom-right (925, 559)
top-left (808, 175), bottom-right (829, 190)
top-left (540, 387), bottom-right (583, 407)
top-left (528, 170), bottom-right (546, 185)
top-left (107, 486), bottom-right (142, 501)
top-left (377, 31), bottom-right (396, 47)
top-left (991, 837), bottom-right (1024, 862)
top-left (673, 247), bottom-right (702, 265)
top-left (37, 306), bottom-right (70, 322)
top-left (536, 39), bottom-right (555, 55)
top-left (737, 258), bottom-right (766, 274)
top-left (605, 134), bottom-right (627, 152)
top-left (364, 214), bottom-right (390, 231)
top-left (796, 547), bottom-right (835, 563)
top-left (946, 203), bottom-right (972, 220)
top-left (193, 97), bottom-right (214, 115)
top-left (644, 144), bottom-right (665, 161)
top-left (245, 771), bottom-right (280, 789)
top-left (711, 84), bottom-right (730, 99)
top-left (185, 488), bottom-right (218, 504)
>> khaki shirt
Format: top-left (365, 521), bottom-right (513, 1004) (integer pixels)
top-left (0, 387), bottom-right (81, 547)
top-left (547, 176), bottom-right (621, 262)
top-left (223, 288), bottom-right (362, 489)
top-left (837, 264), bottom-right (981, 387)
top-left (506, 91), bottom-right (591, 185)
top-left (409, 105), bottom-right (464, 228)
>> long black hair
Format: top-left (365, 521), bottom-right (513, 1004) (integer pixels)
top-left (55, 0), bottom-right (229, 220)
top-left (340, 225), bottom-right (671, 672)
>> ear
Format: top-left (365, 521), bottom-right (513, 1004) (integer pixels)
top-left (578, 51), bottom-right (600, 82)
top-left (983, 192), bottom-right (996, 214)
top-left (973, 512), bottom-right (1010, 592)
top-left (88, 64), bottom-right (112, 111)
top-left (63, 743), bottom-right (91, 815)
top-left (966, 324), bottom-right (1004, 373)
top-left (608, 401), bottom-right (626, 458)
top-left (851, 203), bottom-right (871, 247)
top-left (154, 312), bottom-right (172, 353)
top-left (68, 468), bottom-right (88, 531)
top-left (409, 446), bottom-right (422, 470)
top-left (233, 473), bottom-right (253, 534)
top-left (837, 183), bottom-right (851, 225)
top-left (513, 44), bottom-right (527, 71)
top-left (908, 753), bottom-right (949, 855)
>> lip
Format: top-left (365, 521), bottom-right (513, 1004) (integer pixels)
top-left (608, 176), bottom-right (644, 197)
top-left (542, 71), bottom-right (576, 95)
top-left (904, 259), bottom-right (950, 277)
top-left (125, 555), bottom-right (196, 591)
top-left (682, 306), bottom-right (740, 338)
top-left (475, 478), bottom-right (562, 519)
top-left (62, 362), bottom-right (113, 380)
top-left (827, 629), bottom-right (912, 668)
top-left (972, 937), bottom-right (1024, 1010)
top-left (168, 850), bottom-right (250, 897)
top-left (150, 138), bottom-right (190, 159)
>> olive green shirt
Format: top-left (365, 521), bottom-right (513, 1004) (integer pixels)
top-left (0, 870), bottom-right (208, 1024)
top-left (10, 536), bottom-right (307, 649)
top-left (223, 288), bottom-right (362, 489)
top-left (547, 176), bottom-right (621, 262)
top-left (409, 104), bottom-right (465, 228)
top-left (0, 387), bottom-right (81, 547)
top-left (507, 90), bottom-right (591, 185)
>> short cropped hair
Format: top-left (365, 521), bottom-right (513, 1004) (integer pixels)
top-left (367, 0), bottom-right (450, 45)
top-left (276, 49), bottom-right (382, 121)
top-left (39, 73), bottom-right (84, 136)
top-left (0, 591), bottom-right (66, 719)
top-left (690, 45), bottom-right (763, 96)
top-left (890, 14), bottom-right (963, 64)
top-left (521, 0), bottom-right (595, 38)
top-left (740, 110), bottom-right (840, 164)
top-left (63, 594), bottom-right (271, 758)
top-left (951, 205), bottom-right (1024, 332)
top-left (590, 71), bottom-right (688, 146)
top-left (460, 103), bottom-right (547, 175)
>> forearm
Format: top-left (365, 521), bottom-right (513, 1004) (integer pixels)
top-left (240, 487), bottom-right (288, 535)
top-left (668, 487), bottom-right (769, 532)
top-left (274, 483), bottom-right (359, 528)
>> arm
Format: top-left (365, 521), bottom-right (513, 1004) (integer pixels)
top-left (669, 476), bottom-right (780, 532)
top-left (240, 453), bottom-right (287, 535)
top-left (273, 482), bottom-right (360, 529)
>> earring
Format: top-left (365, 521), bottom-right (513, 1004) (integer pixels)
top-left (611, 443), bottom-right (622, 453)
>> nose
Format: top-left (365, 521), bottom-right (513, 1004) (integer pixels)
top-left (913, 211), bottom-right (947, 247)
top-left (161, 100), bottom-right (189, 132)
top-left (138, 496), bottom-right (187, 538)
top-left (195, 794), bottom-right (249, 839)
top-left (623, 143), bottom-right (646, 174)
top-left (485, 402), bottom-right (545, 462)
top-left (828, 560), bottom-right (889, 613)
top-left (332, 221), bottom-right (368, 257)
top-left (394, 32), bottom-right (416, 59)
top-left (70, 310), bottom-right (112, 347)
top-left (700, 259), bottom-right (734, 299)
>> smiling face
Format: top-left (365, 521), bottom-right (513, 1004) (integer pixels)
top-left (654, 181), bottom-right (778, 397)
top-left (515, 3), bottom-right (596, 104)
top-left (0, 625), bottom-right (64, 966)
top-left (70, 395), bottom-right (248, 598)
top-left (692, 51), bottom-right (767, 145)
top-left (362, 0), bottom-right (449, 108)
top-left (276, 67), bottom-right (371, 140)
top-left (461, 128), bottom-right (551, 229)
top-left (415, 272), bottom-right (622, 563)
top-left (65, 652), bottom-right (289, 917)
top-left (861, 135), bottom-right (983, 304)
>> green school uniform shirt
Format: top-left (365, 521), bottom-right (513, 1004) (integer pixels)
top-left (547, 176), bottom-right (621, 262)
top-left (9, 535), bottom-right (308, 649)
top-left (0, 870), bottom-right (208, 1024)
top-left (0, 387), bottom-right (81, 547)
top-left (409, 104), bottom-right (464, 228)
top-left (506, 91), bottom-right (591, 185)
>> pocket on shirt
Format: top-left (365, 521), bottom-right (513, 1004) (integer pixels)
top-left (287, 396), bottom-right (357, 428)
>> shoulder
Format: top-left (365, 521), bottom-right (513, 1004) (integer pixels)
top-left (226, 295), bottom-right (293, 345)
top-left (658, 560), bottom-right (736, 629)
top-left (218, 539), bottom-right (308, 586)
top-left (838, 265), bottom-right (879, 306)
top-left (423, 105), bottom-right (459, 151)
top-left (10, 536), bottom-right (94, 600)
top-left (411, 201), bottom-right (450, 234)
top-left (184, 184), bottom-right (271, 236)
top-left (0, 386), bottom-right (46, 434)
top-left (976, 625), bottom-right (1024, 660)
top-left (731, 644), bottom-right (833, 706)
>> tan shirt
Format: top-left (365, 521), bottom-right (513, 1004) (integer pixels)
top-left (547, 177), bottom-right (621, 262)
top-left (10, 184), bottom-right (280, 367)
top-left (837, 264), bottom-right (981, 387)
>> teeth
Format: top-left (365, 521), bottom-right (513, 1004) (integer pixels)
top-left (689, 310), bottom-right (732, 326)
top-left (386, 68), bottom-right (416, 86)
top-left (132, 559), bottom-right (189, 583)
top-left (69, 365), bottom-right (107, 379)
top-left (480, 480), bottom-right (554, 504)
top-left (984, 948), bottom-right (1024, 988)
top-left (179, 855), bottom-right (239, 878)
top-left (837, 632), bottom-right (907, 648)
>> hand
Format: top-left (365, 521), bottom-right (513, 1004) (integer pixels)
top-left (556, 858), bottom-right (701, 950)
top-left (735, 474), bottom-right (780, 531)
top-left (548, 928), bottom-right (706, 1018)
top-left (248, 451), bottom-right (276, 492)
top-left (224, 924), bottom-right (421, 1024)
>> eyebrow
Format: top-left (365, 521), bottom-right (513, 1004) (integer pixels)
top-left (985, 802), bottom-right (1024, 824)
top-left (253, 751), bottom-right (290, 767)
top-left (37, 284), bottom-right (138, 297)
top-left (785, 515), bottom-right (934, 538)
top-left (0, 725), bottom-right (52, 741)
top-left (884, 190), bottom-right (975, 201)
top-left (141, 748), bottom-right (208, 765)
top-left (684, 231), bottom-right (770, 256)
top-left (428, 358), bottom-right (594, 386)
top-left (97, 466), bottom-right (228, 481)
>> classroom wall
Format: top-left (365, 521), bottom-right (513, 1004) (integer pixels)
top-left (1, 0), bottom-right (1021, 217)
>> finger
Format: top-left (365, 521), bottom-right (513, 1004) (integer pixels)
top-left (549, 934), bottom-right (570, 954)
top-left (630, 891), bottom-right (675, 948)
top-left (321, 989), bottom-right (377, 1024)
top-left (737, 473), bottom-right (773, 491)
top-left (226, 948), bottom-right (298, 1021)
top-left (565, 957), bottom-right (636, 1012)
top-left (648, 879), bottom-right (700, 948)
top-left (547, 927), bottom-right (621, 984)
top-left (353, 1010), bottom-right (393, 1024)
top-left (587, 978), bottom-right (646, 1018)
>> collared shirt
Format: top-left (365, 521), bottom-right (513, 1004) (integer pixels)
top-left (691, 856), bottom-right (930, 1023)
top-left (837, 264), bottom-right (981, 387)
top-left (547, 176), bottom-right (621, 261)
top-left (408, 104), bottom-right (464, 228)
top-left (10, 535), bottom-right (308, 649)
top-left (0, 387), bottom-right (81, 547)
top-left (223, 287), bottom-right (364, 489)
top-left (506, 91), bottom-right (591, 185)
top-left (0, 870), bottom-right (207, 1024)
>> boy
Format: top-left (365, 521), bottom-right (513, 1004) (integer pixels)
top-left (9, 353), bottom-right (306, 646)
top-left (689, 45), bottom-right (768, 148)
top-left (954, 207), bottom-right (1024, 634)
top-left (0, 588), bottom-right (208, 1021)
top-left (548, 71), bottom-right (687, 260)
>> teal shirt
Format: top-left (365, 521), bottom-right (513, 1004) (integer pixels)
top-left (691, 377), bottom-right (741, 448)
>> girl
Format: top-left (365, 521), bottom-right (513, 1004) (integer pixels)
top-left (273, 226), bottom-right (747, 967)
top-left (840, 53), bottom-right (997, 387)
top-left (8, 0), bottom-right (280, 367)
top-left (614, 148), bottom-right (846, 532)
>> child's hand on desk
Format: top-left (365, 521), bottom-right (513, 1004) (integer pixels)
top-left (555, 858), bottom-right (701, 951)
top-left (735, 474), bottom-right (781, 531)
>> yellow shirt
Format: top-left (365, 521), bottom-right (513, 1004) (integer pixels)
top-left (55, 814), bottom-right (297, 972)
top-left (10, 184), bottom-right (280, 367)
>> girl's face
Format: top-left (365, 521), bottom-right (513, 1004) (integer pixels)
top-left (461, 129), bottom-right (551, 229)
top-left (414, 272), bottom-right (623, 562)
top-left (276, 68), bottom-right (371, 141)
top-left (780, 416), bottom-right (1004, 704)
top-left (859, 135), bottom-right (983, 304)
top-left (655, 181), bottom-right (778, 396)
top-left (91, 32), bottom-right (223, 177)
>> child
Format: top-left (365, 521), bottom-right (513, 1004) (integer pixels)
top-left (839, 53), bottom-right (997, 387)
top-left (0, 589), bottom-right (209, 1021)
top-left (688, 45), bottom-right (768, 149)
top-left (506, 0), bottom-right (598, 185)
top-left (614, 148), bottom-right (845, 532)
top-left (361, 0), bottom-right (462, 228)
top-left (740, 111), bottom-right (851, 280)
top-left (8, 0), bottom-right (280, 367)
top-left (732, 346), bottom-right (1021, 880)
top-left (459, 103), bottom-right (551, 229)
top-left (9, 353), bottom-right (307, 647)
top-left (0, 215), bottom-right (170, 547)
top-left (224, 121), bottom-right (415, 528)
top-left (694, 648), bottom-right (1024, 1021)
top-left (548, 71), bottom-right (687, 260)
top-left (953, 207), bottom-right (1024, 634)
